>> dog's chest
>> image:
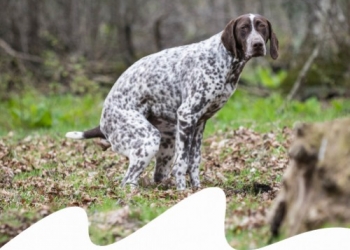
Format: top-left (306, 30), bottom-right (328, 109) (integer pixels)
top-left (199, 60), bottom-right (246, 121)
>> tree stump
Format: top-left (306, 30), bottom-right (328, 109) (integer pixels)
top-left (269, 118), bottom-right (350, 238)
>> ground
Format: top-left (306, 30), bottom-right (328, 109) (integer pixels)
top-left (0, 90), bottom-right (349, 249)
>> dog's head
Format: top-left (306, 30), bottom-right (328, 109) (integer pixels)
top-left (221, 14), bottom-right (279, 60)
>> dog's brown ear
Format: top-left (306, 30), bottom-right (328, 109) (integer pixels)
top-left (221, 19), bottom-right (237, 57)
top-left (268, 20), bottom-right (279, 60)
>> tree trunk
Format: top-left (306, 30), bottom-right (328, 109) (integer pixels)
top-left (27, 0), bottom-right (41, 55)
top-left (153, 15), bottom-right (166, 51)
top-left (269, 118), bottom-right (350, 238)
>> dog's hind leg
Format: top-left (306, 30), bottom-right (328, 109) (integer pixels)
top-left (104, 110), bottom-right (161, 187)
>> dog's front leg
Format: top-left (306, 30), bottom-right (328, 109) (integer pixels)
top-left (187, 121), bottom-right (206, 188)
top-left (173, 102), bottom-right (200, 190)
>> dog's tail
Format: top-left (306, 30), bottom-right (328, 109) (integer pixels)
top-left (65, 125), bottom-right (106, 140)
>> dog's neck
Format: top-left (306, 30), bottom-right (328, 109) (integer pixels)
top-left (225, 59), bottom-right (247, 90)
top-left (199, 33), bottom-right (248, 90)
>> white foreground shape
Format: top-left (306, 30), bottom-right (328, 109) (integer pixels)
top-left (2, 187), bottom-right (350, 250)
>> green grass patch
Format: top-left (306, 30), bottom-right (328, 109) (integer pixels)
top-left (1, 89), bottom-right (350, 138)
top-left (0, 90), bottom-right (103, 137)
top-left (205, 91), bottom-right (350, 135)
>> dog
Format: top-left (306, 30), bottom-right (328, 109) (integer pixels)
top-left (66, 13), bottom-right (279, 190)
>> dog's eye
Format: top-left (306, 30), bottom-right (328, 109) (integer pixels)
top-left (259, 23), bottom-right (266, 29)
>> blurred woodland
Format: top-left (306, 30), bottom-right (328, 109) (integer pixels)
top-left (1, 0), bottom-right (350, 99)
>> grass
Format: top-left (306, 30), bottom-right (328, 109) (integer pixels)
top-left (1, 88), bottom-right (350, 137)
top-left (0, 91), bottom-right (103, 137)
top-left (0, 89), bottom-right (350, 249)
top-left (206, 91), bottom-right (350, 134)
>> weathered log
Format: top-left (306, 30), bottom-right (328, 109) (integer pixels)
top-left (269, 118), bottom-right (350, 238)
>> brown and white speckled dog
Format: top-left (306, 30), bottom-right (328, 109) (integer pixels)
top-left (66, 14), bottom-right (279, 190)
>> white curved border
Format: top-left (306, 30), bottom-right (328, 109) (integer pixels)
top-left (2, 188), bottom-right (350, 250)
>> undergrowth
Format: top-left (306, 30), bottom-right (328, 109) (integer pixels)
top-left (1, 89), bottom-right (349, 137)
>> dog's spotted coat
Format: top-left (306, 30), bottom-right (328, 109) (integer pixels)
top-left (66, 14), bottom-right (279, 190)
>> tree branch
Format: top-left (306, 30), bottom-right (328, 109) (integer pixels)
top-left (0, 38), bottom-right (43, 63)
top-left (286, 42), bottom-right (321, 101)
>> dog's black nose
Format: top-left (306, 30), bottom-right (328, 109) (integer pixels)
top-left (253, 42), bottom-right (263, 49)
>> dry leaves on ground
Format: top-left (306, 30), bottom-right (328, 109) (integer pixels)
top-left (0, 126), bottom-right (292, 247)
